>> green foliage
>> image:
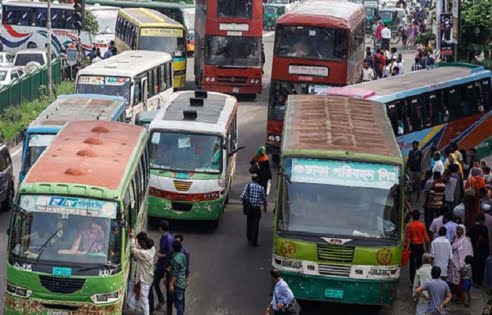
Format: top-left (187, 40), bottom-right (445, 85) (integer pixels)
top-left (0, 82), bottom-right (74, 144)
top-left (459, 0), bottom-right (492, 59)
top-left (84, 10), bottom-right (99, 34)
top-left (415, 32), bottom-right (436, 45)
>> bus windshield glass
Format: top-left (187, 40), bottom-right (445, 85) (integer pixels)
top-left (269, 81), bottom-right (327, 120)
top-left (76, 76), bottom-right (131, 103)
top-left (278, 159), bottom-right (401, 240)
top-left (205, 36), bottom-right (262, 67)
top-left (10, 195), bottom-right (121, 266)
top-left (217, 0), bottom-right (251, 18)
top-left (91, 8), bottom-right (118, 34)
top-left (150, 131), bottom-right (223, 174)
top-left (274, 25), bottom-right (348, 60)
top-left (139, 29), bottom-right (186, 57)
top-left (24, 134), bottom-right (55, 176)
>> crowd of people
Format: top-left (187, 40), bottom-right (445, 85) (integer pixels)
top-left (405, 140), bottom-right (492, 314)
top-left (87, 40), bottom-right (118, 64)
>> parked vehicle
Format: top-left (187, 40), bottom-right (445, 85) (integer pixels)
top-left (0, 67), bottom-right (24, 89)
top-left (13, 49), bottom-right (56, 72)
top-left (263, 3), bottom-right (286, 30)
top-left (0, 52), bottom-right (14, 67)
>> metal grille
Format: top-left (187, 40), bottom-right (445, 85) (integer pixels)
top-left (39, 275), bottom-right (85, 294)
top-left (317, 244), bottom-right (355, 263)
top-left (217, 76), bottom-right (248, 85)
top-left (318, 264), bottom-right (351, 277)
top-left (173, 180), bottom-right (192, 192)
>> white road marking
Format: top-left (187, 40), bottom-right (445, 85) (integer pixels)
top-left (11, 146), bottom-right (22, 157)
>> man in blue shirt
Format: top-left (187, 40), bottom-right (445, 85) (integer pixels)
top-left (149, 220), bottom-right (173, 313)
top-left (241, 174), bottom-right (267, 246)
top-left (103, 48), bottom-right (113, 59)
top-left (266, 269), bottom-right (296, 315)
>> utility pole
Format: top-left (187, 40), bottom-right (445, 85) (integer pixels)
top-left (47, 0), bottom-right (53, 98)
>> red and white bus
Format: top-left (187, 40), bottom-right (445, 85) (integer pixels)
top-left (266, 0), bottom-right (365, 161)
top-left (194, 0), bottom-right (264, 95)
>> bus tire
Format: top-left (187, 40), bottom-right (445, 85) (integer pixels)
top-left (27, 42), bottom-right (37, 49)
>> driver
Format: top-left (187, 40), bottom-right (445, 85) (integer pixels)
top-left (70, 218), bottom-right (105, 254)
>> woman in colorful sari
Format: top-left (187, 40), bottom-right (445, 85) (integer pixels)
top-left (448, 225), bottom-right (474, 304)
top-left (250, 146), bottom-right (272, 192)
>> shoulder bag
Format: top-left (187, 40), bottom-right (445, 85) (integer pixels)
top-left (242, 184), bottom-right (252, 215)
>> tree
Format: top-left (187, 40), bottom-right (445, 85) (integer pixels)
top-left (83, 10), bottom-right (99, 34)
top-left (458, 0), bottom-right (492, 61)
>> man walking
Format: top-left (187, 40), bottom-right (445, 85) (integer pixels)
top-left (416, 266), bottom-right (452, 315)
top-left (265, 269), bottom-right (297, 315)
top-left (241, 174), bottom-right (267, 246)
top-left (405, 210), bottom-right (430, 284)
top-left (430, 227), bottom-right (453, 280)
top-left (381, 23), bottom-right (391, 51)
top-left (169, 240), bottom-right (187, 315)
top-left (407, 141), bottom-right (423, 202)
top-left (424, 172), bottom-right (446, 228)
top-left (150, 221), bottom-right (173, 314)
top-left (361, 62), bottom-right (375, 82)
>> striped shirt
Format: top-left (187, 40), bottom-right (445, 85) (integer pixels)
top-left (427, 179), bottom-right (446, 209)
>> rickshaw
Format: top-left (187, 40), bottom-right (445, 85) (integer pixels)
top-left (365, 4), bottom-right (379, 33)
top-left (263, 3), bottom-right (286, 30)
top-left (378, 7), bottom-right (406, 44)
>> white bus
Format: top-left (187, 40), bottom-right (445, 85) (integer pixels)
top-left (147, 90), bottom-right (240, 225)
top-left (88, 4), bottom-right (120, 55)
top-left (75, 50), bottom-right (174, 122)
top-left (0, 1), bottom-right (92, 53)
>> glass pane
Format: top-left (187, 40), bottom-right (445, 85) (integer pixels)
top-left (205, 36), bottom-right (261, 67)
top-left (218, 0), bottom-right (252, 18)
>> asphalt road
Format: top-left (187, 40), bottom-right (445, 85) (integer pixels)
top-left (0, 31), bottom-right (487, 315)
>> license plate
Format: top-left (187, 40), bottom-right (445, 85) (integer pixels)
top-left (52, 267), bottom-right (72, 277)
top-left (232, 87), bottom-right (239, 93)
top-left (324, 288), bottom-right (344, 299)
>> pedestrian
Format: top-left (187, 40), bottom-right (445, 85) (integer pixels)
top-left (429, 208), bottom-right (446, 240)
top-left (412, 253), bottom-right (433, 315)
top-left (265, 269), bottom-right (297, 315)
top-left (391, 66), bottom-right (399, 76)
top-left (442, 169), bottom-right (457, 212)
top-left (381, 23), bottom-right (391, 51)
top-left (431, 227), bottom-right (453, 280)
top-left (407, 141), bottom-right (423, 202)
top-left (103, 47), bottom-right (113, 59)
top-left (169, 240), bottom-right (187, 315)
top-left (250, 146), bottom-right (272, 193)
top-left (174, 235), bottom-right (190, 278)
top-left (129, 231), bottom-right (156, 315)
top-left (88, 46), bottom-right (97, 63)
top-left (445, 152), bottom-right (464, 179)
top-left (382, 58), bottom-right (392, 78)
top-left (449, 142), bottom-right (464, 165)
top-left (467, 214), bottom-right (489, 286)
top-left (412, 57), bottom-right (424, 71)
top-left (424, 171), bottom-right (446, 228)
top-left (93, 48), bottom-right (103, 63)
top-left (405, 209), bottom-right (430, 284)
top-left (432, 152), bottom-right (444, 175)
top-left (483, 254), bottom-right (492, 290)
top-left (415, 266), bottom-right (452, 315)
top-left (241, 174), bottom-right (267, 246)
top-left (109, 40), bottom-right (117, 55)
top-left (462, 255), bottom-right (473, 307)
top-left (374, 48), bottom-right (385, 78)
top-left (464, 167), bottom-right (485, 229)
top-left (449, 164), bottom-right (464, 209)
top-left (466, 167), bottom-right (486, 194)
top-left (375, 21), bottom-right (384, 45)
top-left (448, 225), bottom-right (474, 305)
top-left (395, 55), bottom-right (404, 75)
top-left (362, 62), bottom-right (375, 82)
top-left (443, 213), bottom-right (458, 243)
top-left (364, 50), bottom-right (374, 69)
top-left (150, 220), bottom-right (173, 314)
top-left (484, 166), bottom-right (492, 185)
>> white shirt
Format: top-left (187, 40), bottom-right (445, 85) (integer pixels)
top-left (431, 236), bottom-right (453, 277)
top-left (362, 68), bottom-right (374, 81)
top-left (395, 62), bottom-right (404, 74)
top-left (429, 216), bottom-right (444, 239)
top-left (381, 27), bottom-right (391, 39)
top-left (432, 160), bottom-right (444, 175)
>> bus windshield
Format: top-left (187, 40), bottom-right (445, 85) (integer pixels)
top-left (10, 195), bottom-right (121, 266)
top-left (91, 8), bottom-right (118, 34)
top-left (23, 134), bottom-right (55, 176)
top-left (269, 81), bottom-right (328, 120)
top-left (205, 36), bottom-right (262, 67)
top-left (76, 76), bottom-right (131, 103)
top-left (274, 25), bottom-right (348, 60)
top-left (217, 0), bottom-right (252, 18)
top-left (139, 30), bottom-right (186, 57)
top-left (278, 159), bottom-right (401, 240)
top-left (150, 131), bottom-right (223, 174)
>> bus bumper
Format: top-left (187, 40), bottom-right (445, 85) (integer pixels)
top-left (279, 271), bottom-right (398, 306)
top-left (4, 294), bottom-right (122, 315)
top-left (201, 83), bottom-right (262, 95)
top-left (148, 195), bottom-right (224, 221)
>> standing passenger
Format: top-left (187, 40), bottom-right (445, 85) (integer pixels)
top-left (241, 174), bottom-right (267, 246)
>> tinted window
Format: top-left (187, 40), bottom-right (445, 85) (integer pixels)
top-left (217, 0), bottom-right (252, 18)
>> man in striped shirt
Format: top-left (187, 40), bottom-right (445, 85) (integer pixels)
top-left (425, 172), bottom-right (446, 228)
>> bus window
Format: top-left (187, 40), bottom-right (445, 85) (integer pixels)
top-left (17, 7), bottom-right (31, 26)
top-left (461, 84), bottom-right (475, 117)
top-left (428, 92), bottom-right (446, 125)
top-left (217, 0), bottom-right (252, 18)
top-left (134, 78), bottom-right (142, 104)
top-left (481, 79), bottom-right (491, 110)
top-left (408, 97), bottom-right (423, 131)
top-left (445, 87), bottom-right (461, 120)
top-left (153, 68), bottom-right (159, 95)
top-left (33, 8), bottom-right (47, 27)
top-left (387, 103), bottom-right (399, 135)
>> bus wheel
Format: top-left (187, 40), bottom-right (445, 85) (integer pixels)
top-left (27, 42), bottom-right (37, 49)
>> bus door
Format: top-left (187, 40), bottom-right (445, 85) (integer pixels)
top-left (480, 78), bottom-right (491, 111)
top-left (225, 115), bottom-right (239, 186)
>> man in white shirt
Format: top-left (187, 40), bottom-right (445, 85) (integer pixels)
top-left (362, 62), bottom-right (375, 82)
top-left (381, 24), bottom-right (391, 51)
top-left (432, 152), bottom-right (444, 175)
top-left (431, 226), bottom-right (453, 279)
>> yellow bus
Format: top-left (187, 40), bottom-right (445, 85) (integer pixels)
top-left (115, 8), bottom-right (187, 89)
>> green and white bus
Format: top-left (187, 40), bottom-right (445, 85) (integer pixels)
top-left (5, 121), bottom-right (149, 314)
top-left (148, 90), bottom-right (239, 224)
top-left (272, 95), bottom-right (405, 305)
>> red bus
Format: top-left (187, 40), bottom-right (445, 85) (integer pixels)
top-left (266, 0), bottom-right (365, 161)
top-left (194, 0), bottom-right (264, 95)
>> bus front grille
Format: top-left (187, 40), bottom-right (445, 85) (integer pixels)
top-left (318, 264), bottom-right (351, 277)
top-left (39, 275), bottom-right (85, 294)
top-left (217, 76), bottom-right (248, 85)
top-left (173, 180), bottom-right (192, 192)
top-left (317, 244), bottom-right (355, 263)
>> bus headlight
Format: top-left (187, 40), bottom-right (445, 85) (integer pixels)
top-left (250, 79), bottom-right (255, 84)
top-left (211, 77), bottom-right (216, 82)
top-left (275, 135), bottom-right (281, 142)
top-left (6, 283), bottom-right (32, 298)
top-left (254, 79), bottom-right (260, 84)
top-left (218, 178), bottom-right (226, 187)
top-left (91, 291), bottom-right (120, 304)
top-left (205, 77), bottom-right (210, 82)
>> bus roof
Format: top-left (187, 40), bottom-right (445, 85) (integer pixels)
top-left (28, 94), bottom-right (126, 129)
top-left (355, 64), bottom-right (491, 103)
top-left (150, 91), bottom-right (238, 135)
top-left (2, 0), bottom-right (77, 9)
top-left (86, 0), bottom-right (194, 10)
top-left (282, 95), bottom-right (402, 160)
top-left (119, 8), bottom-right (183, 27)
top-left (24, 121), bottom-right (146, 191)
top-left (77, 50), bottom-right (172, 78)
top-left (277, 0), bottom-right (366, 29)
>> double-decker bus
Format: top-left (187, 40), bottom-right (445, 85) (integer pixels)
top-left (19, 94), bottom-right (127, 184)
top-left (273, 94), bottom-right (404, 305)
top-left (5, 121), bottom-right (149, 315)
top-left (115, 8), bottom-right (187, 89)
top-left (266, 0), bottom-right (365, 161)
top-left (325, 64), bottom-right (492, 162)
top-left (75, 50), bottom-right (174, 122)
top-left (148, 90), bottom-right (239, 225)
top-left (194, 0), bottom-right (264, 95)
top-left (0, 1), bottom-right (92, 53)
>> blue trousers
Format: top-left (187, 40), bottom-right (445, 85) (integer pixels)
top-left (173, 287), bottom-right (185, 315)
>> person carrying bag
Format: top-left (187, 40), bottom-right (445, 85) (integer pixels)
top-left (265, 269), bottom-right (299, 315)
top-left (241, 174), bottom-right (267, 246)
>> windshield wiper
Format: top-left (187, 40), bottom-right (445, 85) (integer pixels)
top-left (34, 227), bottom-right (62, 265)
